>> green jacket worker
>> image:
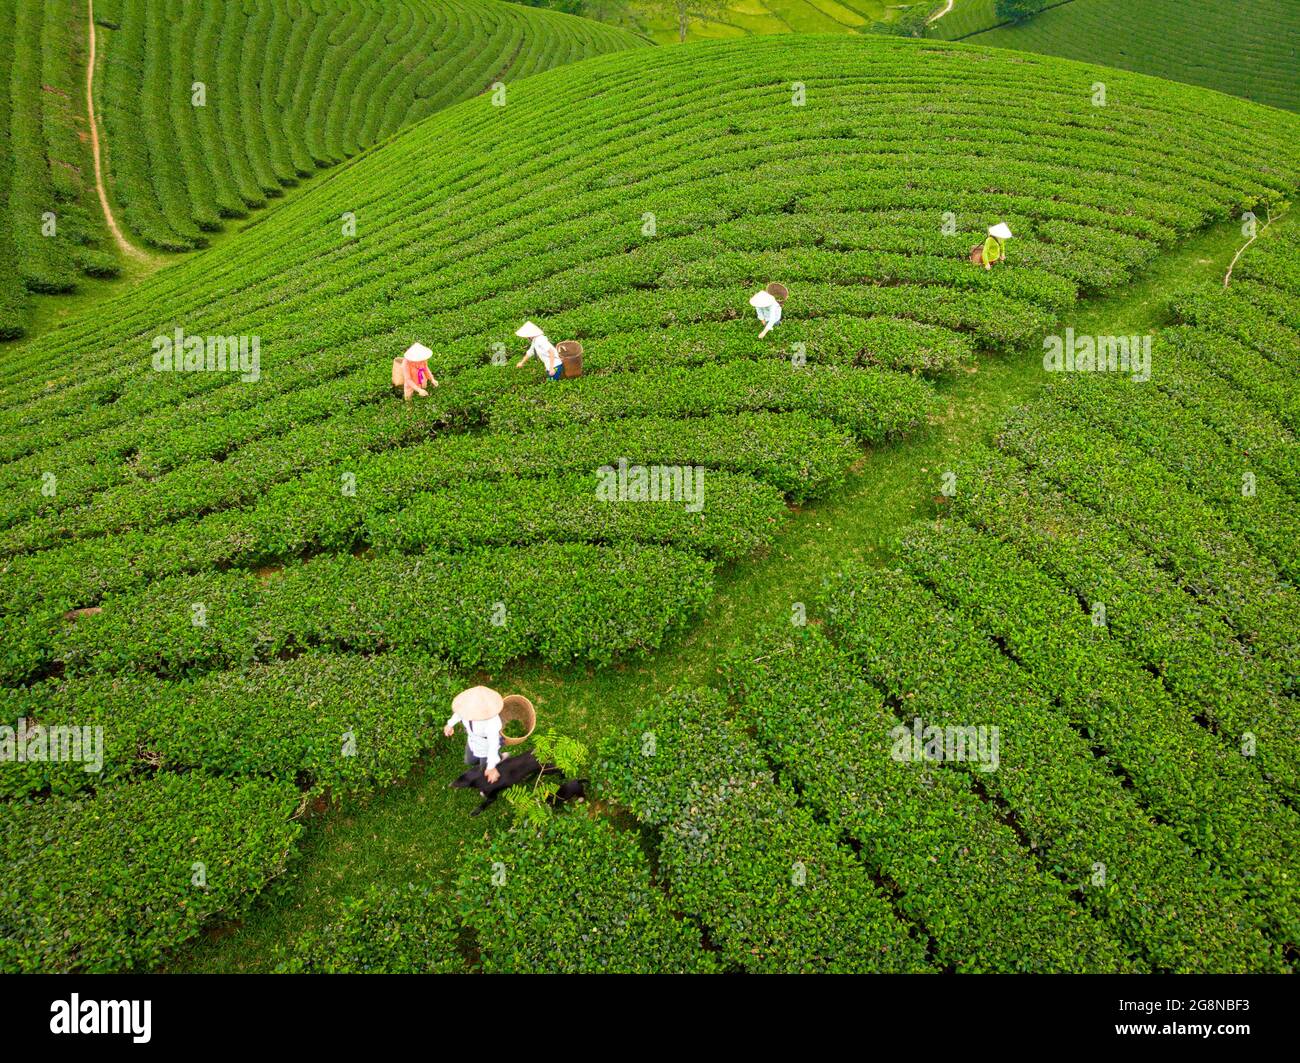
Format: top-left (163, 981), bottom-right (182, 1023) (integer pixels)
top-left (981, 222), bottom-right (1013, 271)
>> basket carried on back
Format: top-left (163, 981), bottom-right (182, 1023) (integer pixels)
top-left (556, 340), bottom-right (583, 379)
top-left (765, 282), bottom-right (789, 302)
top-left (500, 694), bottom-right (536, 746)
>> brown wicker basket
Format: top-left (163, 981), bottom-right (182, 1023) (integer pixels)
top-left (556, 340), bottom-right (583, 379)
top-left (765, 282), bottom-right (789, 302)
top-left (499, 694), bottom-right (536, 746)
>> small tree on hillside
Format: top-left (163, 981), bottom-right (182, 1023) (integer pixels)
top-left (646, 0), bottom-right (732, 44)
top-left (995, 0), bottom-right (1050, 23)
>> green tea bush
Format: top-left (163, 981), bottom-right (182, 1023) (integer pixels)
top-left (275, 883), bottom-right (466, 974)
top-left (45, 545), bottom-right (714, 681)
top-left (490, 360), bottom-right (936, 441)
top-left (0, 653), bottom-right (461, 801)
top-left (456, 814), bottom-right (715, 973)
top-left (0, 773), bottom-right (302, 972)
top-left (365, 469), bottom-right (788, 562)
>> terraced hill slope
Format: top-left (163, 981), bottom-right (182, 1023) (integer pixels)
top-left (2, 34), bottom-right (1299, 970)
top-left (972, 0), bottom-right (1300, 112)
top-left (92, 0), bottom-right (648, 251)
top-left (0, 0), bottom-right (118, 339)
top-left (0, 0), bottom-right (647, 340)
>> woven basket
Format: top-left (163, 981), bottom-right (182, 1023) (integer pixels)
top-left (765, 282), bottom-right (789, 302)
top-left (500, 694), bottom-right (536, 746)
top-left (556, 340), bottom-right (583, 379)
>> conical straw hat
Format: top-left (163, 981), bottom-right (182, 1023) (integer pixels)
top-left (452, 685), bottom-right (504, 722)
top-left (988, 222), bottom-right (1013, 240)
top-left (403, 342), bottom-right (432, 362)
top-left (515, 321), bottom-right (543, 339)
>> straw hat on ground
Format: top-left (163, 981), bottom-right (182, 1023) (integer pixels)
top-left (452, 685), bottom-right (503, 722)
top-left (403, 341), bottom-right (433, 362)
top-left (988, 222), bottom-right (1014, 240)
top-left (515, 321), bottom-right (544, 339)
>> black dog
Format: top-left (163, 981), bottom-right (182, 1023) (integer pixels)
top-left (451, 750), bottom-right (587, 816)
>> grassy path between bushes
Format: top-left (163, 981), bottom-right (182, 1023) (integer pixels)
top-left (85, 0), bottom-right (147, 262)
top-left (170, 211), bottom-right (1272, 972)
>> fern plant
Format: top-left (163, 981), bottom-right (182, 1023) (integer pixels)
top-left (501, 730), bottom-right (588, 827)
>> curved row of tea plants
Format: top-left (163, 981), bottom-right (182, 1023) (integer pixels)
top-left (0, 652), bottom-right (463, 802)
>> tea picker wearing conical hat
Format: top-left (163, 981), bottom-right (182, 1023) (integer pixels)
top-left (514, 321), bottom-right (564, 381)
top-left (444, 685), bottom-right (505, 783)
top-left (393, 342), bottom-right (439, 400)
top-left (980, 223), bottom-right (1013, 271)
top-left (750, 282), bottom-right (787, 339)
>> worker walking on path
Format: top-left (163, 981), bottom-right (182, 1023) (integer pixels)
top-left (515, 321), bottom-right (563, 380)
top-left (393, 341), bottom-right (439, 400)
top-left (749, 282), bottom-right (788, 338)
top-left (978, 222), bottom-right (1013, 271)
top-left (444, 685), bottom-right (505, 784)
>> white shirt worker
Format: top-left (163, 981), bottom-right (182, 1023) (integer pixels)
top-left (446, 712), bottom-right (503, 772)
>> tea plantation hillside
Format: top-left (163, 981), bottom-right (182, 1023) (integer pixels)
top-left (972, 0), bottom-right (1300, 112)
top-left (2, 34), bottom-right (1299, 971)
top-left (0, 0), bottom-right (647, 340)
